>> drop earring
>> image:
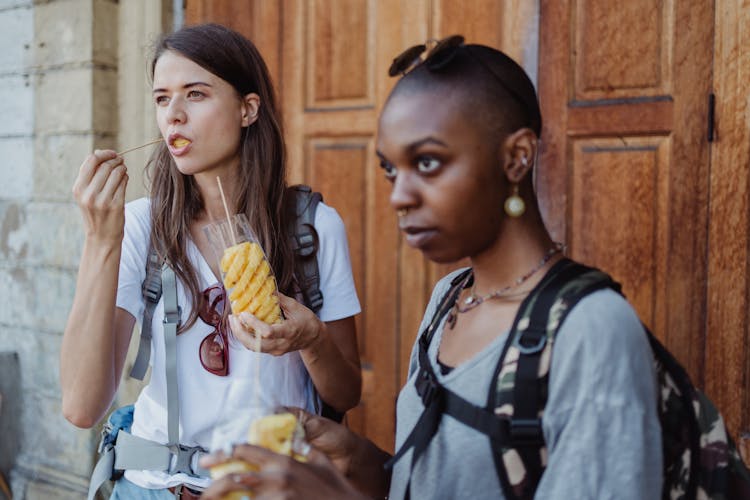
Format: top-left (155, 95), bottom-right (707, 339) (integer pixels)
top-left (504, 184), bottom-right (526, 217)
top-left (504, 156), bottom-right (528, 217)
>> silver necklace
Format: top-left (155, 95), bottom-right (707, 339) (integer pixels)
top-left (447, 242), bottom-right (564, 329)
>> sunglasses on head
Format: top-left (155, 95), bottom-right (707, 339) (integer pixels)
top-left (388, 34), bottom-right (466, 77)
top-left (388, 35), bottom-right (540, 135)
top-left (198, 284), bottom-right (229, 376)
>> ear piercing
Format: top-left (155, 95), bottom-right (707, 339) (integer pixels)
top-left (397, 209), bottom-right (409, 217)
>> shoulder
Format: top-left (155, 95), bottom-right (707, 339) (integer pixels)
top-left (416, 268), bottom-right (470, 340)
top-left (558, 287), bottom-right (646, 350)
top-left (312, 201), bottom-right (345, 238)
top-left (549, 287), bottom-right (656, 409)
top-left (124, 197), bottom-right (151, 227)
top-left (430, 268), bottom-right (470, 302)
top-left (120, 198), bottom-right (151, 259)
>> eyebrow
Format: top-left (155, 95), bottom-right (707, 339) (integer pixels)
top-left (376, 137), bottom-right (448, 159)
top-left (406, 137), bottom-right (448, 151)
top-left (152, 81), bottom-right (213, 94)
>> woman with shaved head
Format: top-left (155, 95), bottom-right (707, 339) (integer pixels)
top-left (201, 36), bottom-right (662, 500)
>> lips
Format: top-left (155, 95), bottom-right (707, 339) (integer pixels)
top-left (167, 133), bottom-right (192, 156)
top-left (400, 224), bottom-right (438, 248)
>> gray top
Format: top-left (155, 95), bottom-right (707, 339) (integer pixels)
top-left (389, 269), bottom-right (663, 499)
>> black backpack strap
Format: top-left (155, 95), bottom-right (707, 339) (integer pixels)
top-left (490, 258), bottom-right (618, 500)
top-left (385, 270), bottom-right (473, 499)
top-left (130, 243), bottom-right (163, 380)
top-left (287, 185), bottom-right (324, 313)
top-left (286, 185), bottom-right (351, 422)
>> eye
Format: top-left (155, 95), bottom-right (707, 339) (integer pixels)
top-left (154, 95), bottom-right (169, 106)
top-left (379, 160), bottom-right (397, 180)
top-left (187, 90), bottom-right (205, 99)
top-left (416, 156), bottom-right (441, 174)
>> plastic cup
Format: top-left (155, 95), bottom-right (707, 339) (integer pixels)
top-left (202, 214), bottom-right (282, 323)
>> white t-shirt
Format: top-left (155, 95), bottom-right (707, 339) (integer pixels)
top-left (116, 197), bottom-right (361, 489)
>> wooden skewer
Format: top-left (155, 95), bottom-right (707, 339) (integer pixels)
top-left (116, 137), bottom-right (164, 156)
top-left (216, 176), bottom-right (237, 246)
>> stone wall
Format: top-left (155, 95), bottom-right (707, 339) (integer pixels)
top-left (0, 1), bottom-right (170, 497)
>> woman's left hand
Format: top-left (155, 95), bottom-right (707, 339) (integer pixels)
top-left (229, 293), bottom-right (323, 356)
top-left (199, 444), bottom-right (369, 500)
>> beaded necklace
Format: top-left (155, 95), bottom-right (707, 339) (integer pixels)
top-left (447, 242), bottom-right (564, 329)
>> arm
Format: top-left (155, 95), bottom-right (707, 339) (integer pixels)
top-left (200, 445), bottom-right (371, 500)
top-left (200, 409), bottom-right (391, 499)
top-left (300, 313), bottom-right (361, 413)
top-left (60, 150), bottom-right (134, 428)
top-left (229, 296), bottom-right (362, 413)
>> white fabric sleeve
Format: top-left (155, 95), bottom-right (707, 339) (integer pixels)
top-left (115, 198), bottom-right (151, 324)
top-left (536, 289), bottom-right (663, 500)
top-left (312, 202), bottom-right (361, 322)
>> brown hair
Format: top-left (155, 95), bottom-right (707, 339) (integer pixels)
top-left (146, 23), bottom-right (295, 332)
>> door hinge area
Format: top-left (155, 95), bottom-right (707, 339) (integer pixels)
top-left (707, 92), bottom-right (716, 142)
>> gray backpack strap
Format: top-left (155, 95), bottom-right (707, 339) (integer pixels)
top-left (87, 442), bottom-right (115, 500)
top-left (88, 259), bottom-right (208, 500)
top-left (161, 263), bottom-right (181, 447)
top-left (130, 245), bottom-right (162, 380)
top-left (288, 185), bottom-right (323, 312)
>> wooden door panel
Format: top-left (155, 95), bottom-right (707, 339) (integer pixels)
top-left (708, 0), bottom-right (750, 450)
top-left (569, 137), bottom-right (670, 332)
top-left (305, 138), bottom-right (370, 350)
top-left (539, 0), bottom-right (716, 425)
top-left (306, 0), bottom-right (374, 106)
top-left (184, 1), bottom-right (282, 85)
top-left (575, 0), bottom-right (671, 98)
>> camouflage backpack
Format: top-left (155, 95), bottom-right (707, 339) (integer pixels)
top-left (389, 258), bottom-right (750, 500)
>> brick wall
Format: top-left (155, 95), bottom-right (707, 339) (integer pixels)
top-left (0, 1), bottom-right (169, 497)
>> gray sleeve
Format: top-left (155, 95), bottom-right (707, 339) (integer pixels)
top-left (535, 289), bottom-right (663, 500)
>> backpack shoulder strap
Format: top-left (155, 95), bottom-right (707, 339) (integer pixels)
top-left (286, 185), bottom-right (324, 312)
top-left (490, 258), bottom-right (619, 500)
top-left (129, 243), bottom-right (162, 380)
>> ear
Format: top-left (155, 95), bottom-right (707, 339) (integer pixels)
top-left (500, 128), bottom-right (538, 183)
top-left (241, 92), bottom-right (261, 127)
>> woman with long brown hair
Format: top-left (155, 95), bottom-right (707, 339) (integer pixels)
top-left (60, 23), bottom-right (361, 498)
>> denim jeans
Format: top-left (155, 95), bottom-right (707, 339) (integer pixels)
top-left (110, 477), bottom-right (174, 499)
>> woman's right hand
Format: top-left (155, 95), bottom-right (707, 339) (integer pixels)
top-left (71, 149), bottom-right (128, 244)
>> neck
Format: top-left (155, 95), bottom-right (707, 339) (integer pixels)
top-left (470, 210), bottom-right (559, 296)
top-left (192, 163), bottom-right (240, 221)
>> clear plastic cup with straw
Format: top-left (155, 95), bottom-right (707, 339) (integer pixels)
top-left (202, 178), bottom-right (284, 327)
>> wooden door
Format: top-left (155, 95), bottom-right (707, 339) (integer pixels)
top-left (184, 0), bottom-right (535, 451)
top-left (536, 0), bottom-right (750, 448)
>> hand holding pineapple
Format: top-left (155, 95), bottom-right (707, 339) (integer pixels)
top-left (228, 292), bottom-right (325, 356)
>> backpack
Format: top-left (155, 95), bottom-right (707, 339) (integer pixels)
top-left (88, 185), bottom-right (333, 499)
top-left (389, 258), bottom-right (750, 500)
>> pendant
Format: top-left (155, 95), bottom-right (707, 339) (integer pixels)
top-left (464, 296), bottom-right (476, 305)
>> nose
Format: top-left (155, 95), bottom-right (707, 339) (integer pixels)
top-left (389, 170), bottom-right (418, 214)
top-left (165, 96), bottom-right (187, 125)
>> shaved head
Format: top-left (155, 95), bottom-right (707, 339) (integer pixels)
top-left (387, 44), bottom-right (541, 145)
